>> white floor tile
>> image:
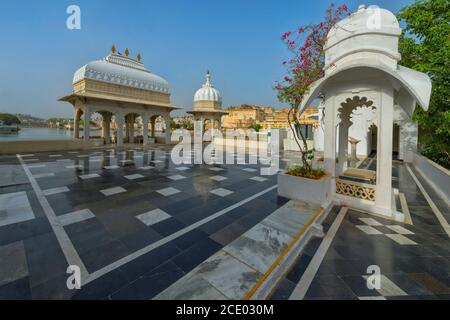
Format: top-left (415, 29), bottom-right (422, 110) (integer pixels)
top-left (242, 168), bottom-right (258, 172)
top-left (139, 166), bottom-right (155, 170)
top-left (359, 218), bottom-right (383, 226)
top-left (210, 175), bottom-right (227, 182)
top-left (355, 225), bottom-right (383, 235)
top-left (124, 174), bottom-right (144, 180)
top-left (156, 187), bottom-right (181, 197)
top-left (57, 209), bottom-right (95, 227)
top-left (100, 186), bottom-right (127, 196)
top-left (386, 225), bottom-right (414, 235)
top-left (0, 192), bottom-right (35, 227)
top-left (210, 188), bottom-right (233, 197)
top-left (43, 186), bottom-right (70, 196)
top-left (33, 173), bottom-right (55, 179)
top-left (168, 175), bottom-right (187, 181)
top-left (136, 209), bottom-right (171, 226)
top-left (79, 173), bottom-right (100, 180)
top-left (209, 167), bottom-right (224, 172)
top-left (104, 165), bottom-right (120, 170)
top-left (385, 234), bottom-right (417, 245)
top-left (250, 176), bottom-right (267, 182)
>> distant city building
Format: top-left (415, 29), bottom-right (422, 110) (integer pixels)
top-left (221, 105), bottom-right (266, 129)
top-left (220, 105), bottom-right (318, 133)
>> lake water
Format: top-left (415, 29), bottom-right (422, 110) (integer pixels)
top-left (0, 128), bottom-right (101, 141)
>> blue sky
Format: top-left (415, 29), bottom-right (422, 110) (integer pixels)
top-left (0, 0), bottom-right (415, 118)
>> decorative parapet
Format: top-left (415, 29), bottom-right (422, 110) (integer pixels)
top-left (336, 178), bottom-right (375, 201)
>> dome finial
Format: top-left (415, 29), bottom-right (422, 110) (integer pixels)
top-left (205, 70), bottom-right (211, 86)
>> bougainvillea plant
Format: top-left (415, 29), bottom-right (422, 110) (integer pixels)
top-left (276, 4), bottom-right (349, 178)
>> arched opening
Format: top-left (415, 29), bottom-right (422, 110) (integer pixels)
top-left (336, 96), bottom-right (377, 202)
top-left (150, 115), bottom-right (169, 144)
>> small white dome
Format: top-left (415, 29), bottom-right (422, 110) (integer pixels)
top-left (327, 5), bottom-right (400, 43)
top-left (324, 5), bottom-right (402, 72)
top-left (73, 54), bottom-right (170, 93)
top-left (194, 71), bottom-right (222, 103)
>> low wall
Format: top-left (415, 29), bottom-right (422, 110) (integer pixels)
top-left (0, 139), bottom-right (87, 155)
top-left (413, 152), bottom-right (450, 204)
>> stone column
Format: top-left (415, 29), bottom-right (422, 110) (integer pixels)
top-left (165, 117), bottom-right (171, 144)
top-left (101, 113), bottom-right (107, 140)
top-left (142, 113), bottom-right (149, 146)
top-left (129, 114), bottom-right (135, 144)
top-left (210, 116), bottom-right (215, 139)
top-left (124, 115), bottom-right (130, 142)
top-left (323, 97), bottom-right (336, 202)
top-left (104, 113), bottom-right (112, 144)
top-left (218, 116), bottom-right (222, 130)
top-left (337, 120), bottom-right (350, 175)
top-left (375, 89), bottom-right (394, 213)
top-left (74, 109), bottom-right (80, 139)
top-left (151, 117), bottom-right (156, 138)
top-left (83, 107), bottom-right (91, 142)
top-left (116, 112), bottom-right (124, 147)
top-left (323, 98), bottom-right (336, 176)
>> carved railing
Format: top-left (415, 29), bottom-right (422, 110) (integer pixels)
top-left (336, 178), bottom-right (375, 201)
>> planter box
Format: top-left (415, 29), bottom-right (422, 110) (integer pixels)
top-left (277, 172), bottom-right (329, 205)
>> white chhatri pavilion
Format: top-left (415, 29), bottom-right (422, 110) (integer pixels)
top-left (300, 5), bottom-right (432, 218)
top-left (187, 71), bottom-right (228, 135)
top-left (60, 50), bottom-right (180, 146)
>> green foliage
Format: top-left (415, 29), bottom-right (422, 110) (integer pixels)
top-left (248, 123), bottom-right (263, 132)
top-left (170, 119), bottom-right (180, 130)
top-left (0, 113), bottom-right (21, 125)
top-left (397, 0), bottom-right (450, 168)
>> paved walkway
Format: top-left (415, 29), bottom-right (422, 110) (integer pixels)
top-left (155, 200), bottom-right (320, 299)
top-left (271, 161), bottom-right (450, 300)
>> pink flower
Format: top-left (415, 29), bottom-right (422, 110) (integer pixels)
top-left (281, 31), bottom-right (292, 40)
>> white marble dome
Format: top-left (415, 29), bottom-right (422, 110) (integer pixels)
top-left (194, 71), bottom-right (222, 103)
top-left (324, 4), bottom-right (402, 72)
top-left (73, 54), bottom-right (170, 93)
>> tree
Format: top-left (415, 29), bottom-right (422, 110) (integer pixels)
top-left (0, 113), bottom-right (21, 125)
top-left (169, 118), bottom-right (180, 130)
top-left (276, 4), bottom-right (348, 177)
top-left (249, 123), bottom-right (262, 132)
top-left (397, 0), bottom-right (450, 169)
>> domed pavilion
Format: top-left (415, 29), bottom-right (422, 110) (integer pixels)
top-left (59, 48), bottom-right (180, 146)
top-left (187, 71), bottom-right (228, 134)
top-left (297, 5), bottom-right (432, 218)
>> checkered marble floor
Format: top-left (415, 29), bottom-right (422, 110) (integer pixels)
top-left (271, 162), bottom-right (450, 300)
top-left (0, 146), bottom-right (296, 299)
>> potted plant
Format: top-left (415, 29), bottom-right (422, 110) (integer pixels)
top-left (275, 4), bottom-right (348, 205)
